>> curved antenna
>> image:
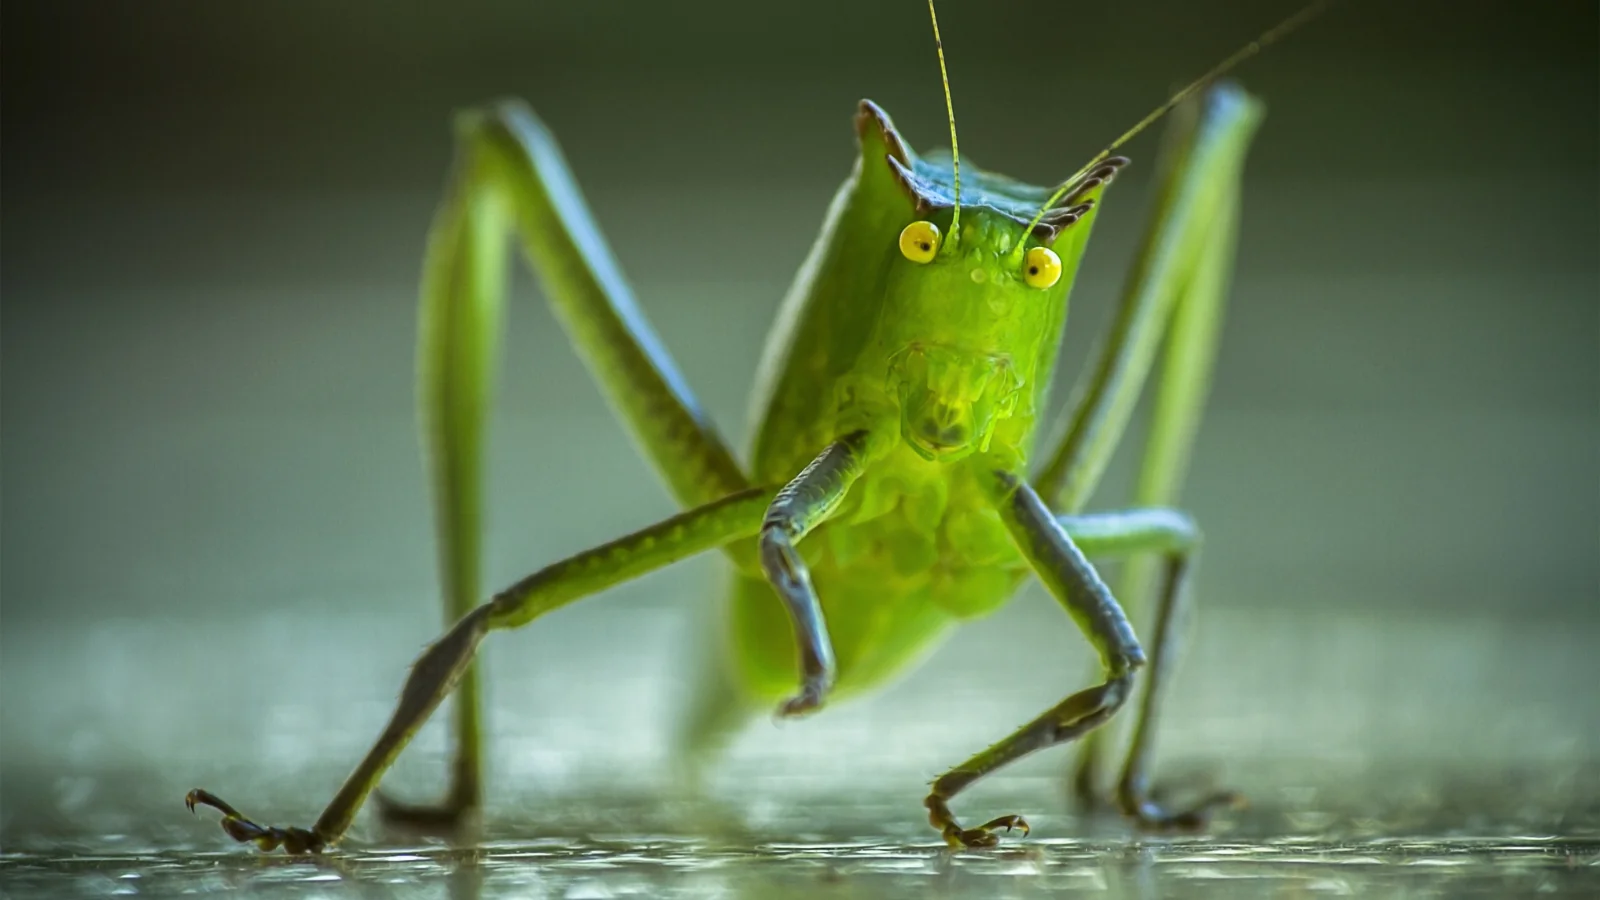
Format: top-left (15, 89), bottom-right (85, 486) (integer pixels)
top-left (1018, 0), bottom-right (1332, 247)
top-left (927, 0), bottom-right (961, 246)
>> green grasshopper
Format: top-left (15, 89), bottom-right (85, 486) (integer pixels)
top-left (186, 0), bottom-right (1326, 853)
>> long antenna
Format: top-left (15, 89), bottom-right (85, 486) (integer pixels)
top-left (1019, 0), bottom-right (1332, 243)
top-left (927, 0), bottom-right (961, 246)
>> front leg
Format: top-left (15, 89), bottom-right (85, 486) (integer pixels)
top-left (924, 472), bottom-right (1146, 848)
top-left (758, 431), bottom-right (871, 717)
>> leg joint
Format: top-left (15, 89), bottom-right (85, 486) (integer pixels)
top-left (757, 526), bottom-right (806, 592)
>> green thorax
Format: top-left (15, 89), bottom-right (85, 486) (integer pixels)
top-left (722, 101), bottom-right (1127, 696)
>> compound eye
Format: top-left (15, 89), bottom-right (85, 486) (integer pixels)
top-left (898, 220), bottom-right (941, 264)
top-left (1024, 246), bottom-right (1062, 289)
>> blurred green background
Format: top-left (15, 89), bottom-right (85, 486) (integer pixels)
top-left (2, 0), bottom-right (1597, 893)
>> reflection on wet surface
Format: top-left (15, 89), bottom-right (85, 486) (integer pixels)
top-left (3, 833), bottom-right (1596, 898)
top-left (3, 606), bottom-right (1597, 896)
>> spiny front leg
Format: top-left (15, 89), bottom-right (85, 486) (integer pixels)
top-left (927, 677), bottom-right (1131, 848)
top-left (758, 431), bottom-right (871, 718)
top-left (923, 472), bottom-right (1147, 848)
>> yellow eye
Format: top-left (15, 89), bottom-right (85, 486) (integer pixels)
top-left (1024, 246), bottom-right (1062, 289)
top-left (898, 220), bottom-right (941, 264)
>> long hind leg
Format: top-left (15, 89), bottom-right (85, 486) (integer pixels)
top-left (1069, 169), bottom-right (1244, 813)
top-left (1027, 84), bottom-right (1261, 821)
top-left (347, 100), bottom-right (753, 826)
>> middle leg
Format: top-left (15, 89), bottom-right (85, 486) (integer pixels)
top-left (1029, 84), bottom-right (1262, 816)
top-left (1059, 508), bottom-right (1242, 827)
top-left (188, 486), bottom-right (774, 853)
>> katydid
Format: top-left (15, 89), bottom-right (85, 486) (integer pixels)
top-left (186, 0), bottom-right (1327, 853)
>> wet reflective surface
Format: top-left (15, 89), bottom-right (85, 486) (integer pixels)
top-left (3, 833), bottom-right (1596, 899)
top-left (4, 608), bottom-right (1597, 897)
top-left (6, 0), bottom-right (1597, 893)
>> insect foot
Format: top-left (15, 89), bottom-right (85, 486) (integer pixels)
top-left (185, 789), bottom-right (326, 854)
top-left (926, 795), bottom-right (1030, 849)
top-left (774, 674), bottom-right (832, 718)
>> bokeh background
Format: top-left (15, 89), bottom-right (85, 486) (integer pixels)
top-left (3, 0), bottom-right (1597, 896)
